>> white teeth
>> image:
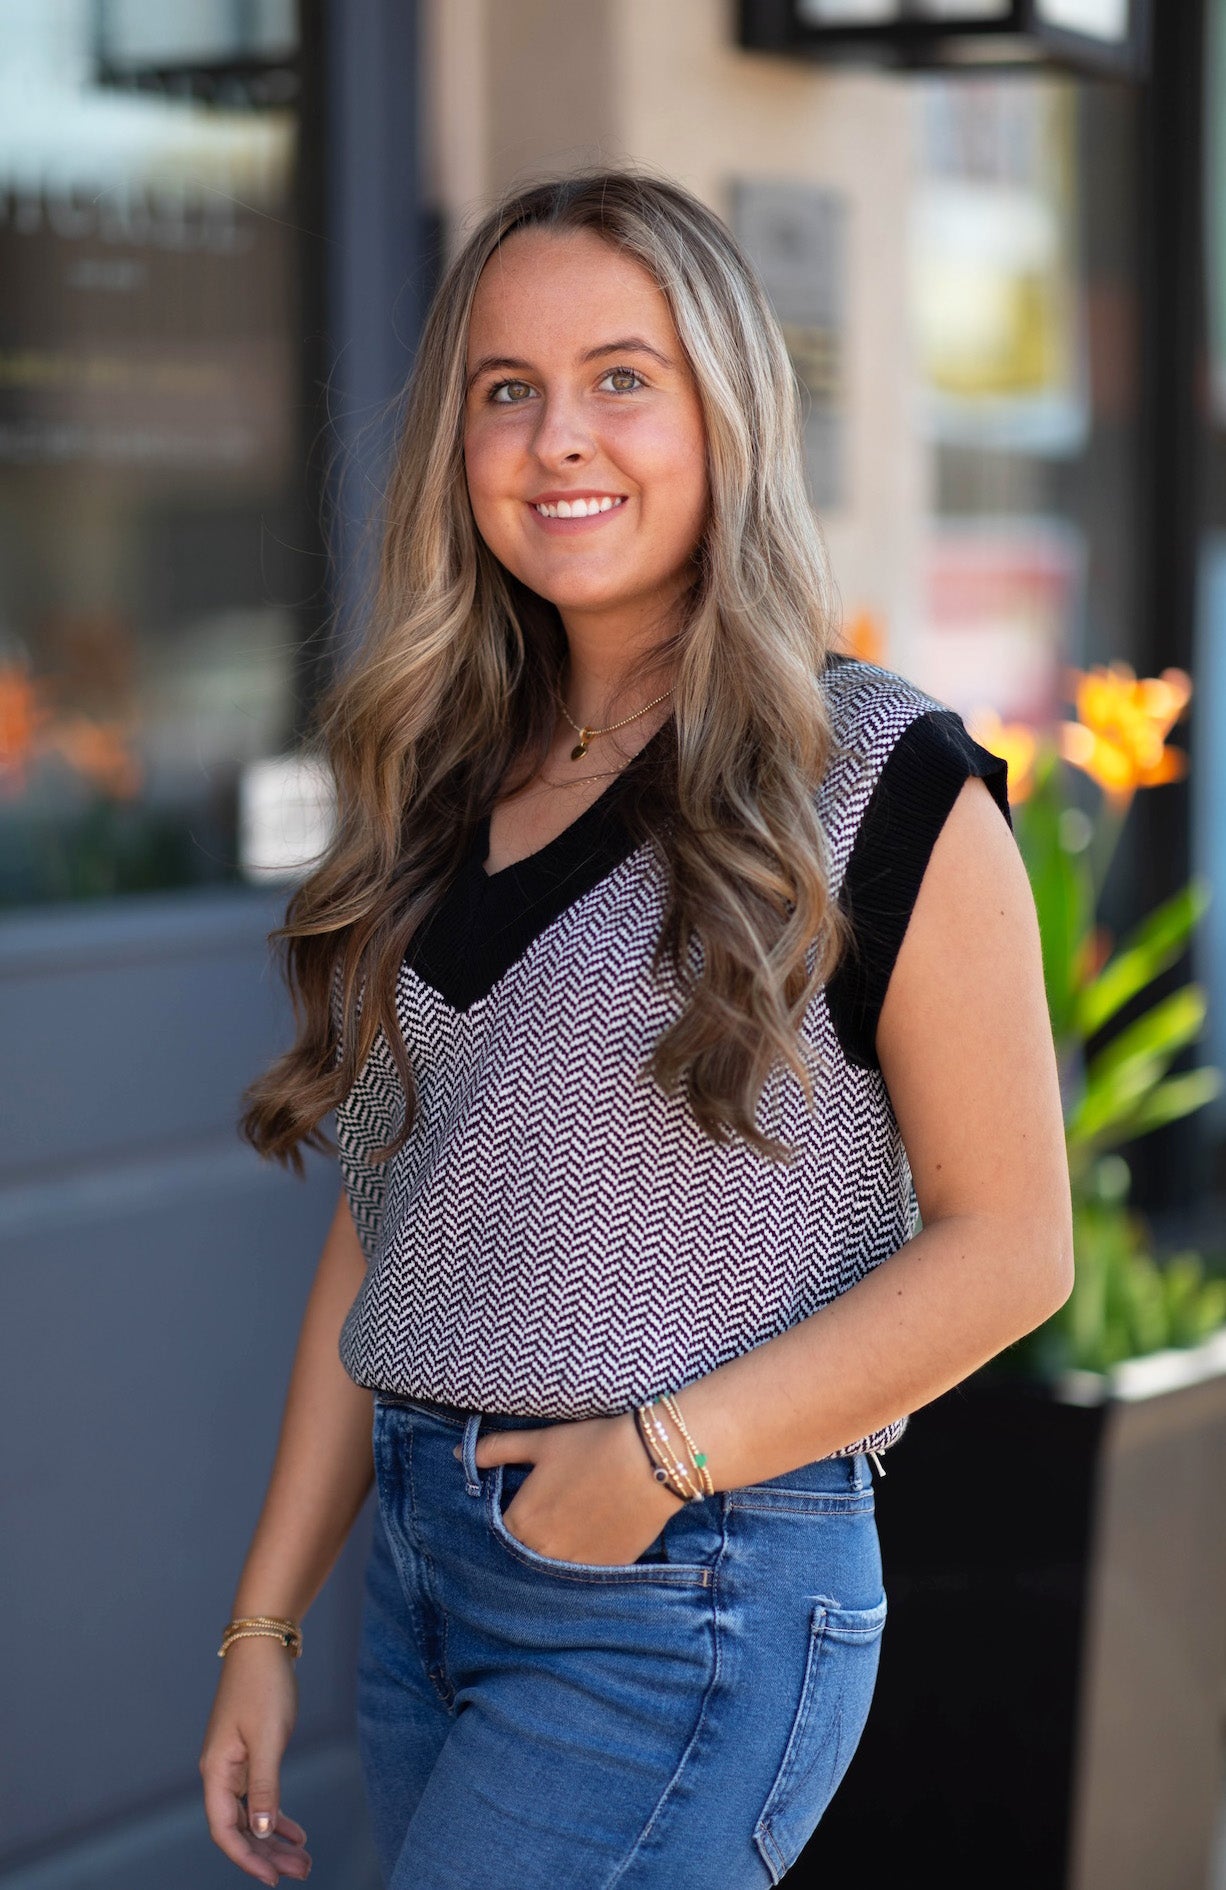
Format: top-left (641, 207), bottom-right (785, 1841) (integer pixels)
top-left (533, 496), bottom-right (625, 519)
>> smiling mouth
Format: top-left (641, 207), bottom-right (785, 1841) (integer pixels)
top-left (531, 495), bottom-right (627, 519)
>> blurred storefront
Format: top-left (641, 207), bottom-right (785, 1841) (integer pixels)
top-left (0, 4), bottom-right (421, 1887)
top-left (1, 2), bottom-right (1221, 1888)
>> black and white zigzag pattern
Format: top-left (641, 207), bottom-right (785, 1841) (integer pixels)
top-left (331, 659), bottom-right (953, 1456)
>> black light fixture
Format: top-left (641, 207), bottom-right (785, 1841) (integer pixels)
top-left (738, 0), bottom-right (1151, 78)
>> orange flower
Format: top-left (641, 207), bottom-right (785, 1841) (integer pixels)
top-left (0, 663), bottom-right (55, 794)
top-left (841, 610), bottom-right (887, 665)
top-left (49, 715), bottom-right (144, 799)
top-left (965, 706), bottom-right (1038, 804)
top-left (0, 659), bottom-right (144, 801)
top-left (1058, 661), bottom-right (1191, 802)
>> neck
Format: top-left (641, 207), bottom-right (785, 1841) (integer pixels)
top-left (557, 595), bottom-right (683, 728)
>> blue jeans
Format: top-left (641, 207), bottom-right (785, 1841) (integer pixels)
top-left (356, 1392), bottom-right (887, 1889)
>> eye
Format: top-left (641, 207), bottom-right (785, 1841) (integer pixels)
top-left (488, 379), bottom-right (536, 404)
top-left (600, 366), bottom-right (645, 394)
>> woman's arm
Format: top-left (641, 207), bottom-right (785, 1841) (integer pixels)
top-left (471, 773), bottom-right (1074, 1559)
top-left (200, 1190), bottom-right (375, 1882)
top-left (229, 1187), bottom-right (377, 1621)
top-left (676, 770), bottom-right (1075, 1486)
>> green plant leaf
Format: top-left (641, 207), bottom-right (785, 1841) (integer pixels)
top-left (1014, 747), bottom-right (1093, 1041)
top-left (1085, 983), bottom-right (1207, 1085)
top-left (1074, 879), bottom-right (1211, 1039)
top-left (1068, 1061), bottom-right (1155, 1149)
top-left (1066, 987), bottom-right (1210, 1147)
top-left (1017, 1186), bottom-right (1226, 1374)
top-left (1093, 1066), bottom-right (1223, 1145)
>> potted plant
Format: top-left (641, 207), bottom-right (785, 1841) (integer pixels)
top-left (807, 662), bottom-right (1226, 1890)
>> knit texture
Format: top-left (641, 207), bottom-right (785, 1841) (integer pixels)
top-left (330, 657), bottom-right (1011, 1454)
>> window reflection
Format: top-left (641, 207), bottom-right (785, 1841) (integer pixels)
top-left (0, 0), bottom-right (308, 906)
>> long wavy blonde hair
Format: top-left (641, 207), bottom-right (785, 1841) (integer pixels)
top-left (240, 166), bottom-right (853, 1171)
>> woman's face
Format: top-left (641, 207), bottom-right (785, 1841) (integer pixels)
top-left (463, 227), bottom-right (709, 638)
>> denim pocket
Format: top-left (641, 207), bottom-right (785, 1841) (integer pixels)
top-left (485, 1460), bottom-right (715, 1587)
top-left (752, 1592), bottom-right (888, 1884)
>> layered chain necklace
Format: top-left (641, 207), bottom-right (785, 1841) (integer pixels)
top-left (504, 685), bottom-right (675, 802)
top-left (557, 685), bottom-right (675, 761)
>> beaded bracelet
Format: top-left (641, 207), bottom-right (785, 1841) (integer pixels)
top-left (642, 1400), bottom-right (701, 1499)
top-left (657, 1392), bottom-right (714, 1497)
top-left (633, 1394), bottom-right (711, 1502)
top-left (218, 1614), bottom-right (303, 1659)
top-left (634, 1404), bottom-right (698, 1500)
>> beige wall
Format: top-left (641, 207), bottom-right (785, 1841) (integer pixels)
top-left (423, 0), bottom-right (929, 669)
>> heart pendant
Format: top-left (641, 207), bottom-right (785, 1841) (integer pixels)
top-left (570, 740), bottom-right (588, 760)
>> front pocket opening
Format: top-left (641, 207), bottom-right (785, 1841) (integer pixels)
top-left (497, 1461), bottom-right (672, 1563)
top-left (486, 1463), bottom-right (713, 1584)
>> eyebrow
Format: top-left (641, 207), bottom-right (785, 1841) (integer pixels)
top-left (465, 336), bottom-right (674, 389)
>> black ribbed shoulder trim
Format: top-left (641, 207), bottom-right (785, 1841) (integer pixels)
top-left (825, 708), bottom-right (1013, 1072)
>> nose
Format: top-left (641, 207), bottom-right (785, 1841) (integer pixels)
top-left (529, 389), bottom-right (594, 468)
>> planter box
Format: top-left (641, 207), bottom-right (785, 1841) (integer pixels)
top-left (804, 1333), bottom-right (1226, 1890)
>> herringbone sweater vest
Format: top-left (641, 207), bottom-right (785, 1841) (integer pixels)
top-left (330, 656), bottom-right (1012, 1457)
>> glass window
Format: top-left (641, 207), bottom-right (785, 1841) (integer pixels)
top-left (907, 74), bottom-right (1141, 726)
top-left (0, 0), bottom-right (315, 907)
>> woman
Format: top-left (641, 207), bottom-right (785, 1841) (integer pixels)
top-left (199, 168), bottom-right (1073, 1890)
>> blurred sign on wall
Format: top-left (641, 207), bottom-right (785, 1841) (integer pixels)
top-left (239, 751), bottom-right (336, 885)
top-left (732, 178), bottom-right (848, 510)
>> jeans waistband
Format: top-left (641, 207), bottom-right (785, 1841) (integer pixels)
top-left (372, 1389), bottom-right (575, 1432)
top-left (370, 1389), bottom-right (884, 1480)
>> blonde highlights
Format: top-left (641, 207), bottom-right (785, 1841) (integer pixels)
top-left (239, 166), bottom-right (852, 1172)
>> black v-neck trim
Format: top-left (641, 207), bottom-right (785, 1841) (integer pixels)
top-left (474, 713), bottom-right (670, 881)
top-left (404, 719), bottom-right (670, 1011)
top-left (403, 664), bottom-right (1014, 1063)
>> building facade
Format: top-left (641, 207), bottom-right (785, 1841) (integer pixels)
top-left (1, 2), bottom-right (1220, 1886)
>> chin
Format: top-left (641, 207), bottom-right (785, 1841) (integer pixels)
top-left (519, 572), bottom-right (630, 612)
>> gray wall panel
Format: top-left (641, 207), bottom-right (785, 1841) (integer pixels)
top-left (0, 889), bottom-right (293, 1180)
top-left (0, 1138), bottom-right (367, 1860)
top-left (0, 1742), bottom-right (380, 1890)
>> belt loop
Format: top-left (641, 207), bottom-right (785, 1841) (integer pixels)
top-left (461, 1412), bottom-right (483, 1496)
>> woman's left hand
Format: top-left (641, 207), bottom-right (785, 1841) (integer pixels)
top-left (454, 1412), bottom-right (689, 1565)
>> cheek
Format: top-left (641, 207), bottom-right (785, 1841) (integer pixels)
top-left (641, 440), bottom-right (709, 556)
top-left (622, 410), bottom-right (707, 525)
top-left (463, 430), bottom-right (516, 543)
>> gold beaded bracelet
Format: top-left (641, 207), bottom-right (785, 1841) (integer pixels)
top-left (633, 1403), bottom-right (693, 1498)
top-left (658, 1392), bottom-right (714, 1497)
top-left (635, 1403), bottom-right (699, 1500)
top-left (643, 1401), bottom-right (701, 1499)
top-left (633, 1394), bottom-right (711, 1502)
top-left (648, 1398), bottom-right (707, 1499)
top-left (218, 1615), bottom-right (303, 1659)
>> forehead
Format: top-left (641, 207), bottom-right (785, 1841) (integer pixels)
top-left (465, 227), bottom-right (677, 359)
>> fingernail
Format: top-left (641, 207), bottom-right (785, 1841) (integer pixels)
top-left (252, 1812), bottom-right (273, 1837)
top-left (452, 1445), bottom-right (460, 1458)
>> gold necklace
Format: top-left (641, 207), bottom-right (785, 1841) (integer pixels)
top-left (502, 767), bottom-right (626, 805)
top-left (557, 685), bottom-right (674, 760)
